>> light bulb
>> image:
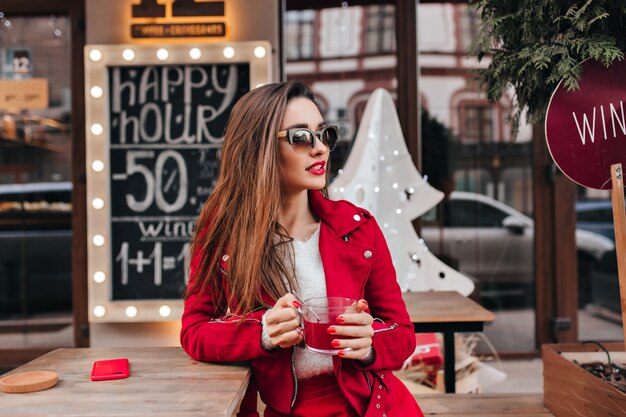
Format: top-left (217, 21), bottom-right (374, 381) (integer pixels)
top-left (122, 48), bottom-right (135, 61)
top-left (93, 305), bottom-right (106, 317)
top-left (189, 47), bottom-right (201, 60)
top-left (91, 160), bottom-right (104, 172)
top-left (223, 46), bottom-right (235, 59)
top-left (89, 49), bottom-right (102, 62)
top-left (90, 86), bottom-right (103, 98)
top-left (93, 234), bottom-right (105, 246)
top-left (254, 46), bottom-right (267, 58)
top-left (125, 306), bottom-right (138, 318)
top-left (93, 271), bottom-right (106, 283)
top-left (92, 198), bottom-right (105, 209)
top-left (90, 123), bottom-right (103, 135)
top-left (159, 305), bottom-right (172, 317)
top-left (156, 48), bottom-right (169, 61)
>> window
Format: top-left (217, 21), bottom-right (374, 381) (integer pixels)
top-left (0, 15), bottom-right (73, 326)
top-left (445, 199), bottom-right (508, 228)
top-left (460, 103), bottom-right (494, 143)
top-left (0, 182), bottom-right (72, 317)
top-left (576, 206), bottom-right (612, 223)
top-left (458, 5), bottom-right (480, 52)
top-left (364, 5), bottom-right (395, 55)
top-left (285, 10), bottom-right (316, 60)
top-left (454, 168), bottom-right (492, 195)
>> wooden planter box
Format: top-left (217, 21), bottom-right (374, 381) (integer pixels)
top-left (543, 342), bottom-right (626, 417)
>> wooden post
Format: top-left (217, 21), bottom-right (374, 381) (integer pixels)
top-left (610, 163), bottom-right (626, 346)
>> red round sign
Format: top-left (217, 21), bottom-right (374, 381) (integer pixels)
top-left (546, 59), bottom-right (626, 189)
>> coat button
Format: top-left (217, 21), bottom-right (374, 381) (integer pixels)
top-left (364, 251), bottom-right (372, 259)
top-left (222, 254), bottom-right (229, 261)
top-left (353, 214), bottom-right (361, 221)
top-left (378, 384), bottom-right (383, 389)
top-left (376, 404), bottom-right (380, 409)
top-left (377, 395), bottom-right (381, 399)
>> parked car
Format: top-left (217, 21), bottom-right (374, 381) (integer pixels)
top-left (576, 200), bottom-right (615, 241)
top-left (421, 191), bottom-right (615, 308)
top-left (0, 182), bottom-right (72, 318)
top-left (575, 200), bottom-right (624, 312)
top-left (590, 249), bottom-right (620, 313)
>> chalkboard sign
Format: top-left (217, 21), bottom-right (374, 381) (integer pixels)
top-left (108, 63), bottom-right (249, 300)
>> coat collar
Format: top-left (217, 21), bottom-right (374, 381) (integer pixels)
top-left (308, 189), bottom-right (371, 238)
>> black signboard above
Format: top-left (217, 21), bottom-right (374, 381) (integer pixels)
top-left (131, 23), bottom-right (226, 38)
top-left (131, 0), bottom-right (226, 39)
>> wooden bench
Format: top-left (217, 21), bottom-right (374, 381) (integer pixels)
top-left (415, 393), bottom-right (555, 416)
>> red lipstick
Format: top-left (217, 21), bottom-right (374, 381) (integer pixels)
top-left (306, 161), bottom-right (326, 176)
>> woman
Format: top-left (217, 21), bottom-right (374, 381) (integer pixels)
top-left (181, 81), bottom-right (423, 417)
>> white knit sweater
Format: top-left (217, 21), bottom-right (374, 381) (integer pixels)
top-left (261, 224), bottom-right (333, 379)
top-left (290, 225), bottom-right (334, 379)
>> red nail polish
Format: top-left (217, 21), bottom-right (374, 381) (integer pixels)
top-left (292, 301), bottom-right (301, 308)
top-left (327, 326), bottom-right (336, 334)
top-left (331, 340), bottom-right (341, 347)
top-left (336, 316), bottom-right (344, 323)
top-left (338, 351), bottom-right (345, 357)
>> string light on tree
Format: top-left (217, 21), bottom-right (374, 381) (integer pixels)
top-left (330, 89), bottom-right (474, 295)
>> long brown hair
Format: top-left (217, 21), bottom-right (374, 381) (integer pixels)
top-left (186, 81), bottom-right (322, 317)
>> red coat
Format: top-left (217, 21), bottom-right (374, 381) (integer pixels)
top-left (181, 190), bottom-right (421, 417)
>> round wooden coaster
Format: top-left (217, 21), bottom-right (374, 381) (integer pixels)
top-left (0, 371), bottom-right (59, 393)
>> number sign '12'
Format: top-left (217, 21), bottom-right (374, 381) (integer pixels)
top-left (109, 63), bottom-right (249, 300)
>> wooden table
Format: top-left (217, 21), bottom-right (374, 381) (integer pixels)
top-left (0, 347), bottom-right (250, 417)
top-left (402, 291), bottom-right (495, 394)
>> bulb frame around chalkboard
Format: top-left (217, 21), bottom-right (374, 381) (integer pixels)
top-left (84, 42), bottom-right (272, 323)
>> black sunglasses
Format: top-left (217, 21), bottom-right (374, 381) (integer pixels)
top-left (277, 125), bottom-right (339, 151)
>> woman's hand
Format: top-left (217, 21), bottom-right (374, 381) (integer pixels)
top-left (328, 299), bottom-right (375, 361)
top-left (264, 293), bottom-right (303, 349)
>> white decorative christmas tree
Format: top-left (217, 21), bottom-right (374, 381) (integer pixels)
top-left (330, 88), bottom-right (475, 295)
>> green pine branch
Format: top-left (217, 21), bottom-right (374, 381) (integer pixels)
top-left (471, 0), bottom-right (626, 136)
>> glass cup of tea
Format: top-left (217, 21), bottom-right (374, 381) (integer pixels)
top-left (301, 296), bottom-right (357, 355)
